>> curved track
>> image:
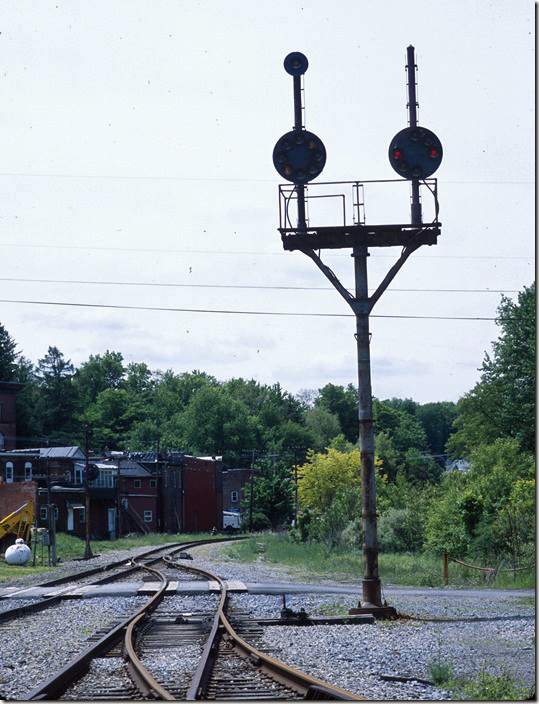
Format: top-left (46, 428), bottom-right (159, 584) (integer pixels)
top-left (18, 541), bottom-right (363, 700)
top-left (165, 554), bottom-right (363, 700)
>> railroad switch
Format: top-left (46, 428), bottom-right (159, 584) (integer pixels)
top-left (280, 606), bottom-right (309, 622)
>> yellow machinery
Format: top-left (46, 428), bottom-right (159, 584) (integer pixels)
top-left (0, 501), bottom-right (34, 547)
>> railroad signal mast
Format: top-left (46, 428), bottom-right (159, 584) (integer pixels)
top-left (273, 47), bottom-right (442, 618)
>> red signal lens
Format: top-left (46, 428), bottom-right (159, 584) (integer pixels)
top-left (393, 149), bottom-right (403, 160)
top-left (430, 148), bottom-right (439, 158)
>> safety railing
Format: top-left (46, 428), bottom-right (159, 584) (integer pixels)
top-left (443, 552), bottom-right (534, 585)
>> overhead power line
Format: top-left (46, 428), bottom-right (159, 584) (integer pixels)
top-left (0, 276), bottom-right (520, 294)
top-left (0, 297), bottom-right (499, 321)
top-left (0, 171), bottom-right (533, 185)
top-left (0, 241), bottom-right (533, 260)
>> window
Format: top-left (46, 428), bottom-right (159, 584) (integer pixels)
top-left (0, 431), bottom-right (4, 450)
top-left (150, 479), bottom-right (157, 488)
top-left (143, 510), bottom-right (152, 523)
top-left (40, 506), bottom-right (48, 520)
top-left (74, 465), bottom-right (83, 484)
top-left (93, 469), bottom-right (114, 488)
top-left (5, 462), bottom-right (13, 483)
top-left (134, 479), bottom-right (142, 489)
top-left (231, 490), bottom-right (239, 503)
top-left (24, 462), bottom-right (32, 481)
top-left (77, 507), bottom-right (85, 523)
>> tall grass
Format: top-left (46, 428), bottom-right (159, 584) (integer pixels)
top-left (2, 530), bottom-right (534, 590)
top-left (225, 534), bottom-right (535, 589)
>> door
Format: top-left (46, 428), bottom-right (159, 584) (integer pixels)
top-left (108, 508), bottom-right (116, 533)
top-left (67, 506), bottom-right (74, 531)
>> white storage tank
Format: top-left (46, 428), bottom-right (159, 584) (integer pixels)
top-left (5, 538), bottom-right (32, 566)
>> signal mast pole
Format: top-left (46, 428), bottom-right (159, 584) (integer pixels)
top-left (353, 243), bottom-right (381, 608)
top-left (407, 46), bottom-right (422, 225)
top-left (273, 49), bottom-right (442, 617)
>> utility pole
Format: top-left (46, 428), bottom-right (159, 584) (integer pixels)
top-left (273, 49), bottom-right (442, 618)
top-left (249, 450), bottom-right (255, 532)
top-left (116, 454), bottom-right (121, 539)
top-left (84, 425), bottom-right (93, 560)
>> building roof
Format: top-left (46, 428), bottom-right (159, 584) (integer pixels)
top-left (75, 460), bottom-right (154, 477)
top-left (3, 446), bottom-right (85, 459)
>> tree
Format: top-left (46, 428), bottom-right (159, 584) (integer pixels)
top-left (0, 322), bottom-right (20, 381)
top-left (424, 438), bottom-right (535, 562)
top-left (304, 406), bottom-right (341, 452)
top-left (244, 457), bottom-right (294, 530)
top-left (298, 447), bottom-right (362, 512)
top-left (81, 388), bottom-right (144, 450)
top-left (124, 362), bottom-right (155, 397)
top-left (415, 401), bottom-right (457, 460)
top-left (373, 399), bottom-right (432, 482)
top-left (74, 351), bottom-right (125, 407)
top-left (315, 383), bottom-right (358, 444)
top-left (11, 356), bottom-right (42, 447)
top-left (466, 438), bottom-right (535, 515)
top-left (181, 385), bottom-right (257, 458)
top-left (35, 346), bottom-right (79, 439)
top-left (448, 282), bottom-right (535, 457)
top-left (423, 471), bottom-right (470, 557)
top-left (492, 478), bottom-right (535, 567)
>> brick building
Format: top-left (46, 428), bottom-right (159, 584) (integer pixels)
top-left (222, 467), bottom-right (251, 515)
top-left (0, 446), bottom-right (225, 540)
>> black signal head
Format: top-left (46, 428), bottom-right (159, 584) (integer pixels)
top-left (389, 126), bottom-right (443, 179)
top-left (273, 129), bottom-right (326, 184)
top-left (284, 52), bottom-right (309, 76)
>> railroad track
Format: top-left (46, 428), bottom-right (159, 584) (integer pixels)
top-left (18, 544), bottom-right (363, 700)
top-left (0, 538), bottom-right (234, 623)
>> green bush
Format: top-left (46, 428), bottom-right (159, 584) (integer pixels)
top-left (340, 517), bottom-right (361, 548)
top-left (242, 511), bottom-right (271, 531)
top-left (378, 507), bottom-right (423, 552)
top-left (459, 669), bottom-right (528, 701)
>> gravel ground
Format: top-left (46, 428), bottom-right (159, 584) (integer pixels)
top-left (0, 541), bottom-right (535, 700)
top-left (189, 542), bottom-right (536, 700)
top-left (0, 595), bottom-right (147, 700)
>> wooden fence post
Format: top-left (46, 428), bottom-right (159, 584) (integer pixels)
top-left (443, 552), bottom-right (449, 585)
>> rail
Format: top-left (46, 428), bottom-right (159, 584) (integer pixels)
top-left (124, 560), bottom-right (176, 700)
top-left (164, 555), bottom-right (364, 701)
top-left (21, 538), bottom-right (243, 700)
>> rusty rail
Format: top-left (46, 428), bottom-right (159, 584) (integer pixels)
top-left (164, 555), bottom-right (364, 701)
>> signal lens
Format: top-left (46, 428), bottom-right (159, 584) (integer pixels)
top-left (429, 148), bottom-right (439, 158)
top-left (393, 148), bottom-right (403, 160)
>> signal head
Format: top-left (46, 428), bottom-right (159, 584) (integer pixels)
top-left (273, 129), bottom-right (326, 183)
top-left (284, 52), bottom-right (309, 76)
top-left (388, 126), bottom-right (443, 179)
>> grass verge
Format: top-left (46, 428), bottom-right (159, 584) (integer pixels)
top-left (426, 655), bottom-right (530, 700)
top-left (0, 531), bottom-right (225, 581)
top-left (224, 533), bottom-right (535, 589)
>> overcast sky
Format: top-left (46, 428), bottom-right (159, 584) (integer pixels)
top-left (0, 0), bottom-right (534, 404)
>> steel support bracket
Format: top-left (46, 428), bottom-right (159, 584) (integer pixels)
top-left (348, 605), bottom-right (398, 620)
